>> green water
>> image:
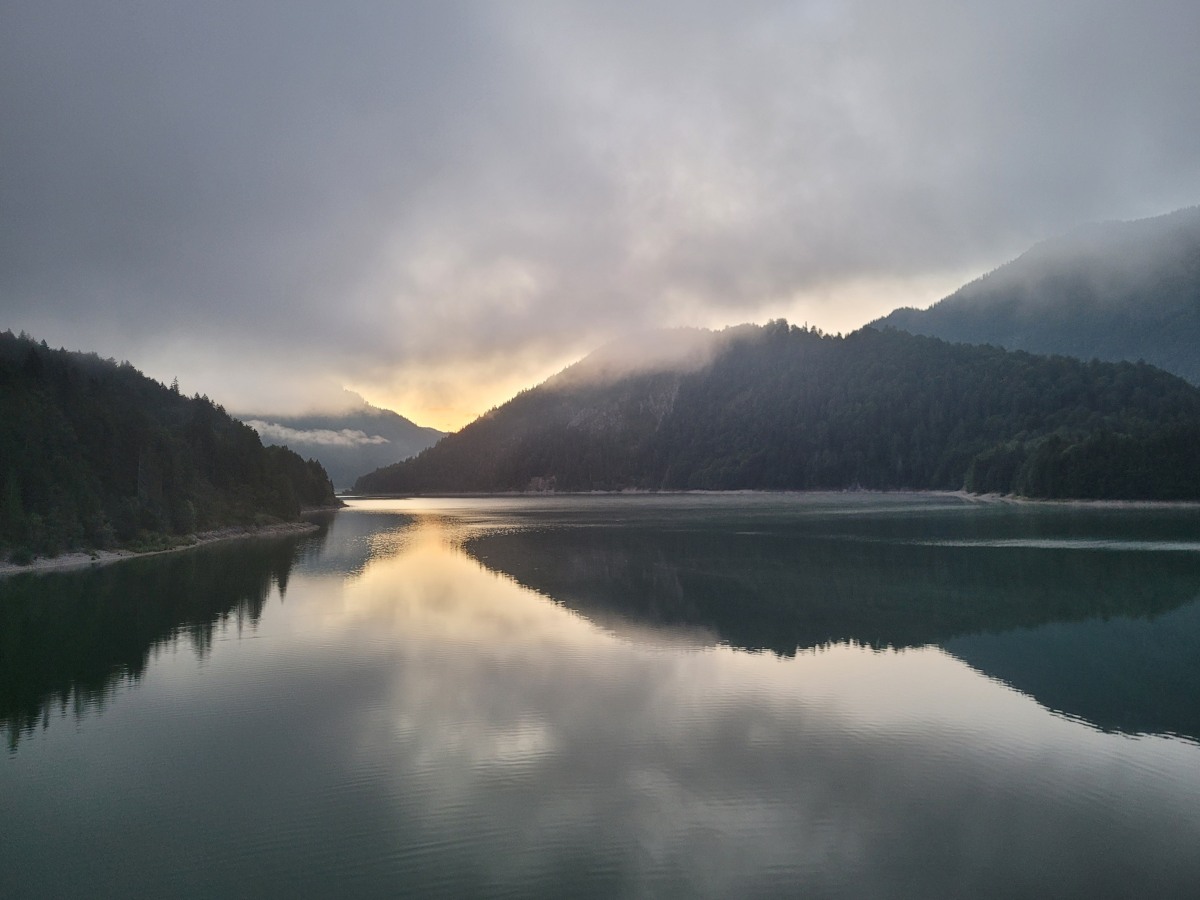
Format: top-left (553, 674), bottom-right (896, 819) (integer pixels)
top-left (3, 494), bottom-right (1200, 897)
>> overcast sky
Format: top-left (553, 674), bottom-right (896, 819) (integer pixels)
top-left (4, 1), bottom-right (1199, 429)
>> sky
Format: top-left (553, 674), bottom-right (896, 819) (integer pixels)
top-left (4, 1), bottom-right (1200, 431)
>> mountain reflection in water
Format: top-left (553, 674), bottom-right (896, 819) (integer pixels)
top-left (0, 533), bottom-right (316, 749)
top-left (4, 496), bottom-right (1200, 898)
top-left (463, 507), bottom-right (1200, 742)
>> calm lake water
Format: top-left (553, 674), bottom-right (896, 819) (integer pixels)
top-left (4, 493), bottom-right (1200, 898)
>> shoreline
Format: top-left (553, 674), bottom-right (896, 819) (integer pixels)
top-left (10, 489), bottom-right (1195, 578)
top-left (941, 489), bottom-right (1200, 509)
top-left (343, 488), bottom-right (1200, 509)
top-left (0, 518), bottom-right (327, 579)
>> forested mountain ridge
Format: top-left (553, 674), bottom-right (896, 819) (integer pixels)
top-left (239, 393), bottom-right (444, 491)
top-left (873, 206), bottom-right (1200, 383)
top-left (355, 321), bottom-right (1200, 500)
top-left (0, 331), bottom-right (338, 562)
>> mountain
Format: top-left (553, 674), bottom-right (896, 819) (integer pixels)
top-left (873, 206), bottom-right (1200, 383)
top-left (354, 321), bottom-right (1200, 500)
top-left (0, 331), bottom-right (338, 562)
top-left (240, 393), bottom-right (444, 490)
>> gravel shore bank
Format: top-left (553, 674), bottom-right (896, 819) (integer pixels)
top-left (0, 520), bottom-right (322, 579)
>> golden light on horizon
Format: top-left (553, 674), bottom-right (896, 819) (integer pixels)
top-left (345, 268), bottom-right (982, 432)
top-left (346, 350), bottom-right (581, 433)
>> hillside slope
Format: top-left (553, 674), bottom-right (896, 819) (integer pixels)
top-left (355, 322), bottom-right (1200, 500)
top-left (874, 206), bottom-right (1200, 382)
top-left (1, 331), bottom-right (338, 561)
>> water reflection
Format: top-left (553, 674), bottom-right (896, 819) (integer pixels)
top-left (946, 601), bottom-right (1200, 741)
top-left (4, 499), bottom-right (1200, 897)
top-left (300, 509), bottom-right (1200, 896)
top-left (0, 533), bottom-right (313, 749)
top-left (461, 509), bottom-right (1200, 741)
top-left (291, 507), bottom-right (410, 577)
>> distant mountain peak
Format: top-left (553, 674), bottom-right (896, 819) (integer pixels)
top-left (238, 395), bottom-right (444, 491)
top-left (873, 205), bottom-right (1200, 383)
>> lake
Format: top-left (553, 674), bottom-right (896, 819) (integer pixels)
top-left (4, 493), bottom-right (1200, 898)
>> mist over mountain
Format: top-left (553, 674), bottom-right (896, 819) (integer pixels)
top-left (355, 322), bottom-right (1200, 500)
top-left (241, 393), bottom-right (444, 490)
top-left (873, 206), bottom-right (1200, 382)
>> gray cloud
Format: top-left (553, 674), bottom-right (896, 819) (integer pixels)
top-left (3, 1), bottom-right (1199, 422)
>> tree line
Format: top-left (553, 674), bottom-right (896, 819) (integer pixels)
top-left (1, 331), bottom-right (337, 562)
top-left (356, 321), bottom-right (1200, 500)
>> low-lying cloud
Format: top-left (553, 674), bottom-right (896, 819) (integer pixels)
top-left (245, 421), bottom-right (391, 449)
